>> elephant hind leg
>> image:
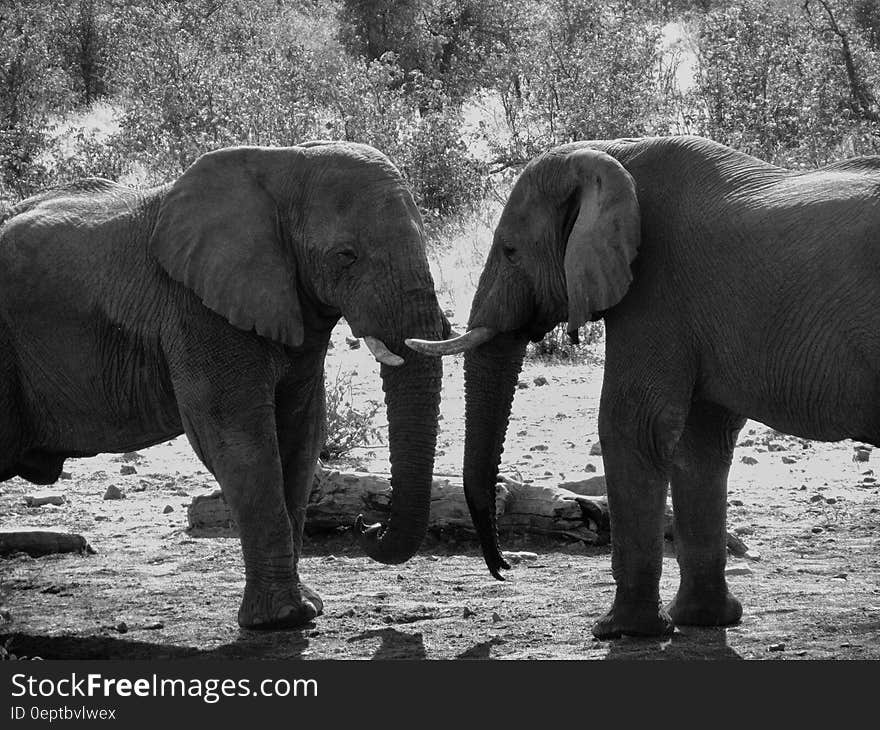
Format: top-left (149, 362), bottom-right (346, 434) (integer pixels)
top-left (666, 400), bottom-right (746, 627)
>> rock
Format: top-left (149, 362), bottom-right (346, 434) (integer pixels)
top-left (729, 499), bottom-right (744, 506)
top-left (0, 530), bottom-right (95, 557)
top-left (463, 606), bottom-right (476, 618)
top-left (103, 485), bottom-right (125, 500)
top-left (492, 611), bottom-right (502, 623)
top-left (781, 456), bottom-right (797, 464)
top-left (24, 494), bottom-right (65, 508)
top-left (120, 465), bottom-right (137, 475)
top-left (853, 446), bottom-right (871, 462)
top-left (740, 456), bottom-right (758, 465)
top-left (162, 505), bottom-right (174, 514)
top-left (861, 469), bottom-right (874, 476)
top-left (60, 471), bottom-right (72, 480)
top-left (811, 526), bottom-right (823, 533)
top-left (767, 442), bottom-right (787, 452)
top-left (825, 497), bottom-right (837, 504)
top-left (345, 336), bottom-right (360, 349)
top-left (809, 494), bottom-right (823, 502)
top-left (589, 442), bottom-right (602, 456)
top-left (116, 621), bottom-right (128, 634)
top-left (737, 439), bottom-right (754, 447)
top-left (862, 477), bottom-right (877, 485)
top-left (529, 444), bottom-right (548, 452)
top-left (585, 463), bottom-right (597, 473)
top-left (533, 376), bottom-right (548, 386)
top-left (516, 380), bottom-right (529, 390)
top-left (768, 643), bottom-right (785, 652)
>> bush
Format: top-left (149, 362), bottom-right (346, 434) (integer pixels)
top-left (321, 368), bottom-right (383, 461)
top-left (527, 321), bottom-right (604, 363)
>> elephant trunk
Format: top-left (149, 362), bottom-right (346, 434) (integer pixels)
top-left (355, 323), bottom-right (442, 564)
top-left (463, 332), bottom-right (527, 579)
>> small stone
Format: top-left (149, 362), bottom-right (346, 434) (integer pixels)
top-left (94, 515), bottom-right (109, 521)
top-left (533, 376), bottom-right (548, 386)
top-left (516, 380), bottom-right (529, 390)
top-left (463, 606), bottom-right (476, 618)
top-left (585, 463), bottom-right (597, 473)
top-left (768, 643), bottom-right (785, 652)
top-left (162, 505), bottom-right (174, 514)
top-left (120, 465), bottom-right (137, 475)
top-left (589, 442), bottom-right (602, 456)
top-left (811, 527), bottom-right (823, 534)
top-left (861, 469), bottom-right (874, 476)
top-left (729, 499), bottom-right (744, 507)
top-left (492, 611), bottom-right (502, 623)
top-left (861, 477), bottom-right (876, 484)
top-left (143, 622), bottom-right (164, 630)
top-left (103, 485), bottom-right (125, 500)
top-left (345, 336), bottom-right (360, 349)
top-left (24, 494), bottom-right (66, 507)
top-left (853, 447), bottom-right (871, 462)
top-left (825, 497), bottom-right (837, 505)
top-left (60, 471), bottom-right (72, 480)
top-left (781, 456), bottom-right (797, 464)
top-left (737, 439), bottom-right (754, 447)
top-left (116, 621), bottom-right (128, 634)
top-left (809, 494), bottom-right (823, 502)
top-left (740, 456), bottom-right (758, 465)
top-left (529, 444), bottom-right (548, 452)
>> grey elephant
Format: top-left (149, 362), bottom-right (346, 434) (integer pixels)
top-left (0, 141), bottom-right (445, 630)
top-left (409, 135), bottom-right (880, 638)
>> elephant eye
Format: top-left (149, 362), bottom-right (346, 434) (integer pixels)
top-left (336, 248), bottom-right (358, 267)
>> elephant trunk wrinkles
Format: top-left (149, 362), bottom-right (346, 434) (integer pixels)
top-left (463, 332), bottom-right (527, 579)
top-left (356, 296), bottom-right (443, 564)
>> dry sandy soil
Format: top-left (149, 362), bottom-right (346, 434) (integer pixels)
top-left (1, 326), bottom-right (879, 661)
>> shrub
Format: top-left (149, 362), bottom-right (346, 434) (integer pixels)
top-left (527, 321), bottom-right (605, 363)
top-left (321, 368), bottom-right (383, 461)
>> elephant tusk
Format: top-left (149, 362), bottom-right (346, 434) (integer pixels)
top-left (405, 326), bottom-right (497, 356)
top-left (364, 336), bottom-right (404, 366)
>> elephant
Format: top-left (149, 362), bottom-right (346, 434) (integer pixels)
top-left (408, 134), bottom-right (880, 638)
top-left (0, 141), bottom-right (446, 630)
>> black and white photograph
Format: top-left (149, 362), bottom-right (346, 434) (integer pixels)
top-left (1, 0), bottom-right (879, 674)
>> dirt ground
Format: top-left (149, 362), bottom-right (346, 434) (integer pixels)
top-left (1, 326), bottom-right (879, 661)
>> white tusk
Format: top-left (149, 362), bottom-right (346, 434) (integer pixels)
top-left (405, 326), bottom-right (497, 356)
top-left (364, 336), bottom-right (404, 366)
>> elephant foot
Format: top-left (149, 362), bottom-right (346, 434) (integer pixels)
top-left (591, 599), bottom-right (674, 640)
top-left (667, 588), bottom-right (742, 627)
top-left (237, 581), bottom-right (322, 630)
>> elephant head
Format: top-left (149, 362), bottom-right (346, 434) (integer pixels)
top-left (408, 145), bottom-right (640, 577)
top-left (150, 142), bottom-right (446, 565)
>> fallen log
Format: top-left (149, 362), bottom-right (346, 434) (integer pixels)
top-left (0, 530), bottom-right (96, 558)
top-left (187, 466), bottom-right (752, 557)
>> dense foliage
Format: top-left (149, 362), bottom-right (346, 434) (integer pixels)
top-left (2, 0), bottom-right (879, 365)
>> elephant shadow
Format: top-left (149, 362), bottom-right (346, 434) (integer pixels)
top-left (0, 629), bottom-right (312, 660)
top-left (346, 627), bottom-right (427, 660)
top-left (602, 627), bottom-right (742, 660)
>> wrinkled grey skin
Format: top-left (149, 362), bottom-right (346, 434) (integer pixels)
top-left (431, 135), bottom-right (880, 638)
top-left (0, 142), bottom-right (445, 630)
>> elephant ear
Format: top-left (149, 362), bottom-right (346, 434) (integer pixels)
top-left (562, 148), bottom-right (641, 337)
top-left (150, 147), bottom-right (304, 348)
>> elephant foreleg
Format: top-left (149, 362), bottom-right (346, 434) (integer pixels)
top-left (178, 396), bottom-right (317, 630)
top-left (275, 372), bottom-right (327, 616)
top-left (591, 398), bottom-right (688, 639)
top-left (666, 401), bottom-right (745, 627)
